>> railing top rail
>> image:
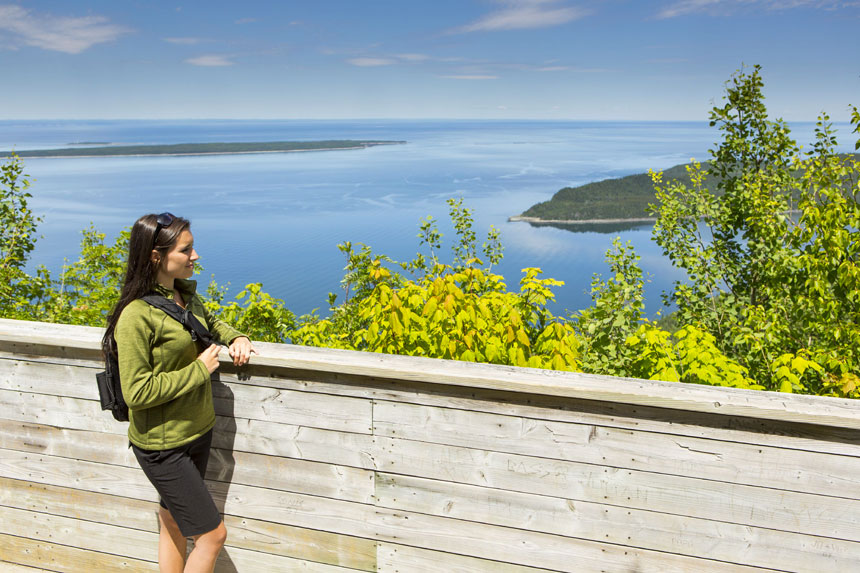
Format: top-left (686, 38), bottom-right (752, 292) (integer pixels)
top-left (1, 317), bottom-right (858, 430)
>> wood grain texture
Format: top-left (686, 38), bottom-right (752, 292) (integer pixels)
top-left (0, 533), bottom-right (158, 572)
top-left (0, 477), bottom-right (377, 571)
top-left (0, 562), bottom-right (55, 573)
top-left (372, 400), bottom-right (860, 496)
top-left (376, 544), bottom-right (559, 573)
top-left (375, 473), bottom-right (860, 571)
top-left (373, 435), bottom-right (860, 541)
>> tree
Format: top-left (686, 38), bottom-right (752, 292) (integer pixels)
top-left (574, 238), bottom-right (645, 377)
top-left (292, 199), bottom-right (579, 371)
top-left (649, 65), bottom-right (859, 396)
top-left (0, 154), bottom-right (46, 317)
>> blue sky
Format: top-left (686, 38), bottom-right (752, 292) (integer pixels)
top-left (1, 1), bottom-right (857, 121)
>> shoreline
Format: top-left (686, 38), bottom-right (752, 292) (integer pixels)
top-left (0, 140), bottom-right (406, 159)
top-left (509, 215), bottom-right (657, 225)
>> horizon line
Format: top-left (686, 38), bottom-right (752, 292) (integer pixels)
top-left (0, 117), bottom-right (845, 124)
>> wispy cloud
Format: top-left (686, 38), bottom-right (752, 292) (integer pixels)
top-left (346, 57), bottom-right (397, 67)
top-left (441, 74), bottom-right (499, 80)
top-left (656, 0), bottom-right (722, 18)
top-left (656, 0), bottom-right (855, 18)
top-left (165, 37), bottom-right (207, 45)
top-left (0, 4), bottom-right (129, 54)
top-left (185, 55), bottom-right (234, 67)
top-left (456, 0), bottom-right (589, 32)
top-left (396, 53), bottom-right (431, 62)
top-left (346, 53), bottom-right (437, 67)
top-left (341, 49), bottom-right (599, 79)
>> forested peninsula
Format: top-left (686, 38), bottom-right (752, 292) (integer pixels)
top-left (0, 140), bottom-right (406, 158)
top-left (513, 153), bottom-right (860, 226)
top-left (512, 161), bottom-right (716, 225)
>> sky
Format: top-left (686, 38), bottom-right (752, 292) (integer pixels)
top-left (0, 0), bottom-right (858, 121)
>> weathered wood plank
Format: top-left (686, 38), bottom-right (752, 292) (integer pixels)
top-left (221, 518), bottom-right (376, 572)
top-left (0, 477), bottom-right (377, 572)
top-left (212, 380), bottom-right (373, 434)
top-left (0, 381), bottom-right (373, 442)
top-left (4, 338), bottom-right (859, 460)
top-left (0, 372), bottom-right (374, 438)
top-left (227, 368), bottom-right (860, 457)
top-left (376, 473), bottom-right (860, 571)
top-left (209, 480), bottom-right (379, 541)
top-left (209, 480), bottom-right (779, 573)
top-left (213, 545), bottom-right (364, 572)
top-left (233, 342), bottom-right (860, 432)
top-left (232, 484), bottom-right (772, 572)
top-left (0, 508), bottom-right (363, 573)
top-left (374, 435), bottom-right (860, 542)
top-left (0, 419), bottom-right (138, 466)
top-left (0, 358), bottom-right (98, 400)
top-left (0, 349), bottom-right (102, 369)
top-left (0, 562), bottom-right (54, 573)
top-left (0, 448), bottom-right (158, 503)
top-left (0, 388), bottom-right (125, 435)
top-left (0, 419), bottom-right (375, 505)
top-left (0, 476), bottom-right (159, 533)
top-left (0, 505), bottom-right (157, 562)
top-left (207, 448), bottom-right (375, 503)
top-left (376, 543), bottom-right (558, 573)
top-left (0, 448), bottom-right (384, 554)
top-left (0, 533), bottom-right (158, 572)
top-left (367, 506), bottom-right (778, 572)
top-left (373, 401), bottom-right (860, 497)
top-left (2, 317), bottom-right (858, 431)
top-left (213, 416), bottom-right (377, 470)
top-left (0, 407), bottom-right (377, 477)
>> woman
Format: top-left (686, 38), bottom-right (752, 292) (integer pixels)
top-left (103, 213), bottom-right (255, 572)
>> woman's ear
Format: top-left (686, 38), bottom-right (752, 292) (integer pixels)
top-left (150, 250), bottom-right (161, 265)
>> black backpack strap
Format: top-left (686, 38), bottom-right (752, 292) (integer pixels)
top-left (141, 294), bottom-right (217, 347)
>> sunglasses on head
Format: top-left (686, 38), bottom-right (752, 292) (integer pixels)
top-left (152, 212), bottom-right (175, 249)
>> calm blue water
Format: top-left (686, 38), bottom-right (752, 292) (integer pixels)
top-left (0, 119), bottom-right (849, 317)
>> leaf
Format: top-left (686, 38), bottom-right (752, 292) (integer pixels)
top-left (516, 328), bottom-right (530, 347)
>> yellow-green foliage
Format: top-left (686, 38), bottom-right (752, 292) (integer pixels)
top-left (293, 262), bottom-right (580, 370)
top-left (204, 281), bottom-right (295, 343)
top-left (626, 323), bottom-right (762, 390)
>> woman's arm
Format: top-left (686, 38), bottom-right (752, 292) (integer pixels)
top-left (195, 294), bottom-right (256, 366)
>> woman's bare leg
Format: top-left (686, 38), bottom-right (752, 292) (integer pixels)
top-left (184, 520), bottom-right (227, 573)
top-left (157, 506), bottom-right (187, 572)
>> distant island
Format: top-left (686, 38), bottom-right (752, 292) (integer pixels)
top-left (0, 140), bottom-right (406, 158)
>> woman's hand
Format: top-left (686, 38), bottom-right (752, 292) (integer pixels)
top-left (228, 336), bottom-right (257, 367)
top-left (197, 344), bottom-right (222, 374)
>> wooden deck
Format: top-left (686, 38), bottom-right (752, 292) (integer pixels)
top-left (0, 318), bottom-right (858, 571)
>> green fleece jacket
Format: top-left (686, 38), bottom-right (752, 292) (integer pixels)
top-left (115, 278), bottom-right (245, 450)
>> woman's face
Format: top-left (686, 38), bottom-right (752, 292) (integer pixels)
top-left (155, 229), bottom-right (198, 286)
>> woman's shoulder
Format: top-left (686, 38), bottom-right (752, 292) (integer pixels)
top-left (116, 299), bottom-right (155, 329)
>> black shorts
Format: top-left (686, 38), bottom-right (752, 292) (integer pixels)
top-left (131, 428), bottom-right (222, 537)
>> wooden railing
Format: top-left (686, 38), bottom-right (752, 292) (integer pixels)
top-left (0, 318), bottom-right (858, 572)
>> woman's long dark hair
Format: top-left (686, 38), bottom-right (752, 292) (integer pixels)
top-left (102, 213), bottom-right (190, 356)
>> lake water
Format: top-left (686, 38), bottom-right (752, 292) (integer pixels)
top-left (0, 119), bottom-right (848, 317)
